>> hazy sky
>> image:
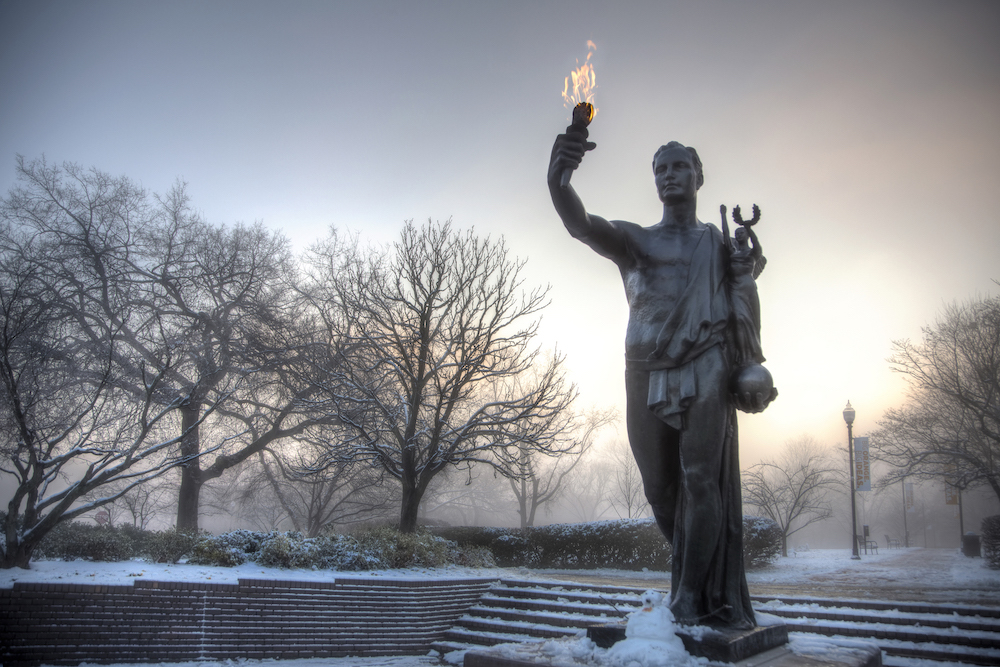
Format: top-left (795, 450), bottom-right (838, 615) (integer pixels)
top-left (2, 0), bottom-right (999, 465)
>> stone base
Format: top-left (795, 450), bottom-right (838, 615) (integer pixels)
top-left (733, 640), bottom-right (881, 666)
top-left (588, 621), bottom-right (789, 663)
top-left (464, 637), bottom-right (881, 667)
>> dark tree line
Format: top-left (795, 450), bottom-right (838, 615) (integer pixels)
top-left (0, 158), bottom-right (579, 567)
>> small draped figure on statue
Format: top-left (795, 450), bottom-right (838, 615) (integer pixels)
top-left (723, 204), bottom-right (777, 414)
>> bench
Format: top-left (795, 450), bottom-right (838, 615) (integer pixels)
top-left (856, 536), bottom-right (878, 554)
top-left (885, 534), bottom-right (901, 549)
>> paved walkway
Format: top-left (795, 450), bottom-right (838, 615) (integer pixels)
top-left (524, 548), bottom-right (1000, 607)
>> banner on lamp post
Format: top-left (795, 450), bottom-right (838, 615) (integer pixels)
top-left (853, 436), bottom-right (871, 492)
top-left (944, 462), bottom-right (959, 505)
top-left (904, 482), bottom-right (915, 513)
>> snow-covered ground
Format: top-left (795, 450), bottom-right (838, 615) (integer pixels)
top-left (4, 546), bottom-right (996, 593)
top-left (3, 548), bottom-right (998, 667)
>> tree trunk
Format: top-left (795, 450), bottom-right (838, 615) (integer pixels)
top-left (175, 402), bottom-right (203, 531)
top-left (1, 539), bottom-right (34, 569)
top-left (781, 532), bottom-right (788, 558)
top-left (175, 470), bottom-right (203, 532)
top-left (399, 481), bottom-right (425, 533)
top-left (526, 478), bottom-right (539, 528)
top-left (511, 477), bottom-right (529, 530)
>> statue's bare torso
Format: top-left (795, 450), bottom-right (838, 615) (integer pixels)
top-left (593, 220), bottom-right (707, 359)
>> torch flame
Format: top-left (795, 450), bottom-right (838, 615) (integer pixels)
top-left (562, 41), bottom-right (597, 120)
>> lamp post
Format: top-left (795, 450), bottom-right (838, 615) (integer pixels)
top-left (902, 478), bottom-right (910, 548)
top-left (844, 401), bottom-right (861, 560)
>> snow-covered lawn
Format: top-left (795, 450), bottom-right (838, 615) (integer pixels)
top-left (3, 547), bottom-right (998, 667)
top-left (5, 546), bottom-right (996, 592)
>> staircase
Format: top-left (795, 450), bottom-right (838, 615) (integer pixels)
top-left (0, 576), bottom-right (496, 666)
top-left (432, 579), bottom-right (1000, 666)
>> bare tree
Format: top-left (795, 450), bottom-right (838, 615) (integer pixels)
top-left (301, 220), bottom-right (578, 532)
top-left (741, 437), bottom-right (842, 557)
top-left (420, 465), bottom-right (512, 527)
top-left (252, 446), bottom-right (395, 536)
top-left (118, 480), bottom-right (171, 529)
top-left (83, 479), bottom-right (172, 529)
top-left (0, 181), bottom-right (212, 567)
top-left (4, 158), bottom-right (340, 532)
top-left (606, 439), bottom-right (650, 520)
top-left (872, 293), bottom-right (1000, 502)
top-left (561, 457), bottom-right (614, 523)
top-left (508, 409), bottom-right (613, 529)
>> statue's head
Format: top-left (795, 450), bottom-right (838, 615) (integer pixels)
top-left (652, 142), bottom-right (704, 190)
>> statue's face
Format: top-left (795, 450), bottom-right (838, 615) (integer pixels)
top-left (654, 148), bottom-right (699, 204)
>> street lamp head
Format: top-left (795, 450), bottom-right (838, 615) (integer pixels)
top-left (843, 400), bottom-right (856, 426)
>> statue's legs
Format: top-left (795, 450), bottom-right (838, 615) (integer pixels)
top-left (624, 368), bottom-right (679, 539)
top-left (626, 346), bottom-right (729, 623)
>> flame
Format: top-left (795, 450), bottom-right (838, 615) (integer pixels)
top-left (562, 41), bottom-right (597, 118)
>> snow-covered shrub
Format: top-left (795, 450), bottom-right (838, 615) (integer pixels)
top-left (257, 532), bottom-right (297, 568)
top-left (434, 526), bottom-right (538, 566)
top-left (189, 529), bottom-right (267, 566)
top-left (255, 532), bottom-right (347, 570)
top-left (436, 519), bottom-right (672, 570)
top-left (982, 515), bottom-right (1000, 569)
top-left (529, 520), bottom-right (671, 569)
top-left (33, 520), bottom-right (89, 560)
top-left (354, 527), bottom-right (453, 568)
top-left (742, 515), bottom-right (782, 568)
top-left (84, 526), bottom-right (138, 561)
top-left (447, 542), bottom-right (496, 567)
top-left (310, 534), bottom-right (384, 571)
top-left (495, 532), bottom-right (542, 567)
top-left (441, 517), bottom-right (780, 571)
top-left (185, 527), bottom-right (487, 570)
top-left (34, 522), bottom-right (138, 561)
top-left (143, 529), bottom-right (198, 564)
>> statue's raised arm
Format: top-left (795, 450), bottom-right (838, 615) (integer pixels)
top-left (547, 131), bottom-right (627, 261)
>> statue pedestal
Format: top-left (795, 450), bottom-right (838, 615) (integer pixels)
top-left (589, 621), bottom-right (788, 663)
top-left (464, 641), bottom-right (881, 667)
top-left (464, 621), bottom-right (882, 667)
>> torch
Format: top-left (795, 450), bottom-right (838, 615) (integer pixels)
top-left (560, 42), bottom-right (597, 188)
top-left (560, 101), bottom-right (595, 188)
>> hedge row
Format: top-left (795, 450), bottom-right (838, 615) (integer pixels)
top-left (188, 527), bottom-right (494, 570)
top-left (32, 517), bottom-right (782, 571)
top-left (34, 522), bottom-right (196, 563)
top-left (434, 516), bottom-right (781, 571)
top-left (34, 523), bottom-right (494, 571)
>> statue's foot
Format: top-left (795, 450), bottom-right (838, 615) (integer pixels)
top-left (668, 597), bottom-right (699, 626)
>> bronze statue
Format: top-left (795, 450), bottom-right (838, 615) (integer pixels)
top-left (548, 130), bottom-right (776, 629)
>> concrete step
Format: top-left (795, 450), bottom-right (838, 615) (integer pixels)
top-left (433, 578), bottom-right (1000, 666)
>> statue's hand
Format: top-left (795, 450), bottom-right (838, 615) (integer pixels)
top-left (733, 386), bottom-right (778, 413)
top-left (548, 131), bottom-right (597, 186)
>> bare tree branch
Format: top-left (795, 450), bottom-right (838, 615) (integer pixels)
top-left (872, 293), bottom-right (1000, 502)
top-left (300, 220), bottom-right (578, 532)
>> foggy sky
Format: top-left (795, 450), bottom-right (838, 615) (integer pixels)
top-left (2, 0), bottom-right (999, 465)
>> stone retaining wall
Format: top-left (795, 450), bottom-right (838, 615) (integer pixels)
top-left (0, 576), bottom-right (495, 666)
